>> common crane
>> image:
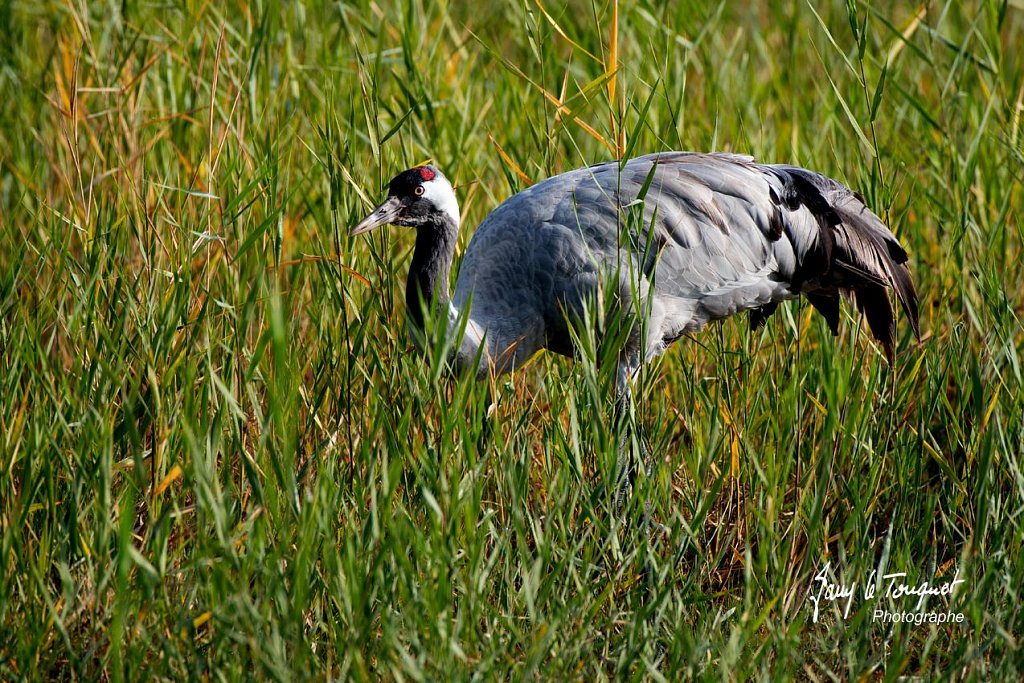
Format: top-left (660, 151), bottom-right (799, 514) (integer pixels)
top-left (351, 153), bottom-right (920, 489)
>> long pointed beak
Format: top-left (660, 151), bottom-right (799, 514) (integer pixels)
top-left (351, 196), bottom-right (402, 236)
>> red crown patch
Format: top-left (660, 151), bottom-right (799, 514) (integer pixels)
top-left (418, 167), bottom-right (436, 181)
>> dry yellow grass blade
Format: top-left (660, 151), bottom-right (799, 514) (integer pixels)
top-left (532, 0), bottom-right (600, 62)
top-left (537, 88), bottom-right (615, 153)
top-left (154, 464), bottom-right (183, 497)
top-left (488, 135), bottom-right (533, 185)
top-left (606, 0), bottom-right (625, 156)
top-left (474, 30), bottom-right (615, 153)
top-left (887, 5), bottom-right (927, 68)
top-left (272, 256), bottom-right (372, 287)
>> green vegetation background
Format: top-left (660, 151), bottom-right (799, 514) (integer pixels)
top-left (1, 0), bottom-right (1021, 679)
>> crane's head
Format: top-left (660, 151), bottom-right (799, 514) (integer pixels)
top-left (351, 165), bottom-right (460, 235)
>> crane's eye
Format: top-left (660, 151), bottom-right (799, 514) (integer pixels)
top-left (413, 185), bottom-right (425, 197)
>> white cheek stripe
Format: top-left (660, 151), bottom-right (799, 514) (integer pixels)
top-left (421, 176), bottom-right (461, 227)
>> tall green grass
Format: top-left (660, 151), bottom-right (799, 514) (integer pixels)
top-left (1, 0), bottom-right (1021, 679)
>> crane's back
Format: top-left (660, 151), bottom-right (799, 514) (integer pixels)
top-left (451, 152), bottom-right (917, 374)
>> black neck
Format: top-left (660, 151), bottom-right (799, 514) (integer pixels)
top-left (405, 214), bottom-right (458, 331)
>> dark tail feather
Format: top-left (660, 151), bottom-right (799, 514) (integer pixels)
top-left (888, 261), bottom-right (921, 339)
top-left (748, 302), bottom-right (779, 331)
top-left (853, 282), bottom-right (897, 362)
top-left (805, 293), bottom-right (840, 336)
top-left (767, 164), bottom-right (920, 360)
top-left (830, 196), bottom-right (921, 360)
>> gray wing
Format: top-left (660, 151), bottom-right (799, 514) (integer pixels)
top-left (456, 151), bottom-right (918, 360)
top-left (549, 154), bottom-right (807, 341)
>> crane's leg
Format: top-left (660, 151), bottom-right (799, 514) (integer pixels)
top-left (612, 356), bottom-right (652, 511)
top-left (613, 355), bottom-right (661, 623)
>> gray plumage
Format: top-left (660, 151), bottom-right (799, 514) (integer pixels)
top-left (353, 152), bottom-right (920, 384)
